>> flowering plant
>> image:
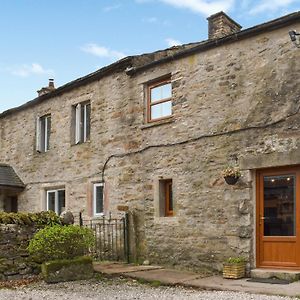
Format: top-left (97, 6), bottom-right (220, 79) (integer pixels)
top-left (224, 256), bottom-right (246, 264)
top-left (222, 166), bottom-right (241, 178)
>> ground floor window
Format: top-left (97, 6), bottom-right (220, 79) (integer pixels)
top-left (93, 183), bottom-right (104, 216)
top-left (46, 189), bottom-right (65, 215)
top-left (159, 179), bottom-right (173, 217)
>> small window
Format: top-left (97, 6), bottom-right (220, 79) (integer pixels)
top-left (148, 78), bottom-right (172, 122)
top-left (159, 179), bottom-right (173, 217)
top-left (73, 101), bottom-right (91, 144)
top-left (36, 114), bottom-right (51, 152)
top-left (46, 189), bottom-right (65, 215)
top-left (93, 183), bottom-right (104, 216)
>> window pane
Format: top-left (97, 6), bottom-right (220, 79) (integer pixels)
top-left (58, 190), bottom-right (65, 215)
top-left (85, 103), bottom-right (91, 141)
top-left (168, 182), bottom-right (173, 211)
top-left (80, 104), bottom-right (85, 143)
top-left (151, 101), bottom-right (172, 120)
top-left (47, 192), bottom-right (55, 212)
top-left (95, 185), bottom-right (104, 214)
top-left (46, 116), bottom-right (51, 151)
top-left (161, 83), bottom-right (172, 99)
top-left (264, 175), bottom-right (295, 236)
top-left (40, 117), bottom-right (46, 152)
top-left (150, 83), bottom-right (171, 103)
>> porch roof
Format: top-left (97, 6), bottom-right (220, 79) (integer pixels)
top-left (0, 164), bottom-right (25, 189)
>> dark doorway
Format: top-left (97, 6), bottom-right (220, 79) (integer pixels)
top-left (4, 196), bottom-right (18, 213)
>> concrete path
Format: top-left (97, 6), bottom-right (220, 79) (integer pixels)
top-left (93, 262), bottom-right (300, 298)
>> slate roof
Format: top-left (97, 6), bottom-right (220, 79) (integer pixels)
top-left (0, 164), bottom-right (25, 189)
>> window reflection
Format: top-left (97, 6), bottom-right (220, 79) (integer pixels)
top-left (264, 175), bottom-right (295, 236)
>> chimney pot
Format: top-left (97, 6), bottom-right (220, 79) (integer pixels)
top-left (49, 78), bottom-right (55, 88)
top-left (207, 11), bottom-right (242, 40)
top-left (37, 79), bottom-right (56, 97)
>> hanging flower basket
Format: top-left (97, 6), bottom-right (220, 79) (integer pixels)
top-left (224, 176), bottom-right (239, 185)
top-left (222, 166), bottom-right (241, 185)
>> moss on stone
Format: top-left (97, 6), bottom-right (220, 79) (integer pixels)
top-left (42, 256), bottom-right (94, 283)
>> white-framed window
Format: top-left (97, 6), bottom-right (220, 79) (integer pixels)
top-left (46, 189), bottom-right (65, 215)
top-left (36, 114), bottom-right (51, 152)
top-left (147, 78), bottom-right (172, 122)
top-left (93, 183), bottom-right (104, 216)
top-left (74, 101), bottom-right (91, 144)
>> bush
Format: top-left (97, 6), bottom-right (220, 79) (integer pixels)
top-left (28, 225), bottom-right (95, 262)
top-left (0, 211), bottom-right (61, 226)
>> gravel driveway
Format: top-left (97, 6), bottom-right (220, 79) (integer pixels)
top-left (0, 277), bottom-right (293, 300)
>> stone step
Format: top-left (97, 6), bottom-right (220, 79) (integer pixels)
top-left (251, 268), bottom-right (300, 282)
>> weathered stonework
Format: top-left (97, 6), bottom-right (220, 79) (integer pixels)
top-left (0, 13), bottom-right (300, 272)
top-left (0, 224), bottom-right (39, 280)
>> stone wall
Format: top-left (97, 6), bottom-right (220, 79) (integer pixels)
top-left (0, 224), bottom-right (39, 280)
top-left (0, 20), bottom-right (300, 272)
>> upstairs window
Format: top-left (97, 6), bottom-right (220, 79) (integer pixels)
top-left (93, 183), bottom-right (104, 216)
top-left (148, 78), bottom-right (172, 122)
top-left (46, 189), bottom-right (65, 215)
top-left (36, 114), bottom-right (51, 152)
top-left (73, 101), bottom-right (91, 144)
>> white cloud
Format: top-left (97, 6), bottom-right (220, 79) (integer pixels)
top-left (249, 0), bottom-right (297, 15)
top-left (81, 43), bottom-right (126, 60)
top-left (10, 63), bottom-right (54, 78)
top-left (136, 0), bottom-right (234, 15)
top-left (103, 4), bottom-right (121, 12)
top-left (142, 17), bottom-right (159, 23)
top-left (166, 38), bottom-right (182, 46)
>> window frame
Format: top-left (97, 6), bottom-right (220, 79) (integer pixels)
top-left (46, 189), bottom-right (65, 215)
top-left (93, 183), bottom-right (104, 217)
top-left (147, 78), bottom-right (172, 123)
top-left (164, 179), bottom-right (173, 217)
top-left (36, 114), bottom-right (51, 153)
top-left (74, 101), bottom-right (91, 144)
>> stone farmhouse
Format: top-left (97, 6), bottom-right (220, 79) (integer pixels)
top-left (1, 11), bottom-right (300, 272)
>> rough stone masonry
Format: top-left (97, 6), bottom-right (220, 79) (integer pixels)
top-left (0, 12), bottom-right (300, 272)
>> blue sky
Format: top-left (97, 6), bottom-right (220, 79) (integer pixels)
top-left (0, 0), bottom-right (299, 113)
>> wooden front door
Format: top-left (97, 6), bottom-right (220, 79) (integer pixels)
top-left (257, 167), bottom-right (300, 268)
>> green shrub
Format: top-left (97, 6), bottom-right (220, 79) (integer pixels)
top-left (28, 225), bottom-right (95, 262)
top-left (0, 211), bottom-right (61, 226)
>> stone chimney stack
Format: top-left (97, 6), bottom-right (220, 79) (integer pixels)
top-left (37, 79), bottom-right (56, 97)
top-left (207, 11), bottom-right (242, 40)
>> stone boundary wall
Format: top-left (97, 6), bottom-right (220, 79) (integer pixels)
top-left (0, 224), bottom-right (39, 280)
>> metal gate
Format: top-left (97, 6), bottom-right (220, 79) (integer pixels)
top-left (81, 213), bottom-right (130, 263)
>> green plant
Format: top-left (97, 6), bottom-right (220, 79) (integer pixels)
top-left (222, 166), bottom-right (241, 178)
top-left (0, 211), bottom-right (61, 227)
top-left (28, 225), bottom-right (95, 262)
top-left (225, 257), bottom-right (246, 264)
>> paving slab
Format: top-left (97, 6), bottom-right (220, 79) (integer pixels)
top-left (186, 275), bottom-right (300, 297)
top-left (93, 262), bottom-right (300, 297)
top-left (93, 262), bottom-right (162, 275)
top-left (124, 268), bottom-right (202, 285)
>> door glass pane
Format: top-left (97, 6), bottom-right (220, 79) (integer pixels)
top-left (264, 175), bottom-right (295, 236)
top-left (47, 192), bottom-right (55, 212)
